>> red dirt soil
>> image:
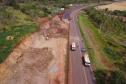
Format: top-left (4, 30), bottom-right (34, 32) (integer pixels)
top-left (0, 16), bottom-right (69, 84)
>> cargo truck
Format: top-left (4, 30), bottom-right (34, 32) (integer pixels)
top-left (83, 53), bottom-right (91, 66)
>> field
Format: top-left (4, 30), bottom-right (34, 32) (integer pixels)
top-left (96, 1), bottom-right (126, 11)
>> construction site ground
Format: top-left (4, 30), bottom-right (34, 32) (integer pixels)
top-left (0, 16), bottom-right (69, 84)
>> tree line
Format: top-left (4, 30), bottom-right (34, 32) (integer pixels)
top-left (85, 8), bottom-right (126, 84)
top-left (85, 8), bottom-right (126, 33)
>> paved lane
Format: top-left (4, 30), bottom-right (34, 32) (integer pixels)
top-left (63, 5), bottom-right (96, 84)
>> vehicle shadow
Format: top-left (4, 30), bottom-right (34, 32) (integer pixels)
top-left (81, 56), bottom-right (85, 65)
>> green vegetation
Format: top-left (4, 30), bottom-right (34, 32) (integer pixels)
top-left (17, 2), bottom-right (61, 17)
top-left (78, 8), bottom-right (126, 84)
top-left (0, 6), bottom-right (32, 29)
top-left (79, 14), bottom-right (126, 84)
top-left (0, 2), bottom-right (40, 62)
top-left (0, 0), bottom-right (96, 63)
top-left (0, 5), bottom-right (38, 63)
top-left (0, 0), bottom-right (69, 62)
top-left (78, 14), bottom-right (111, 69)
top-left (0, 24), bottom-right (37, 63)
top-left (111, 10), bottom-right (126, 17)
top-left (18, 2), bottom-right (46, 17)
top-left (85, 8), bottom-right (126, 64)
top-left (95, 70), bottom-right (126, 84)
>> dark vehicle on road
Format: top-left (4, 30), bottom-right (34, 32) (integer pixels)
top-left (81, 48), bottom-right (86, 52)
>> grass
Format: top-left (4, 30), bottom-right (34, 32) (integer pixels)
top-left (78, 18), bottom-right (103, 69)
top-left (17, 2), bottom-right (60, 18)
top-left (78, 14), bottom-right (114, 70)
top-left (0, 6), bottom-right (32, 29)
top-left (0, 1), bottom-right (61, 63)
top-left (18, 2), bottom-right (46, 17)
top-left (78, 13), bottom-right (126, 84)
top-left (0, 6), bottom-right (38, 63)
top-left (0, 24), bottom-right (38, 63)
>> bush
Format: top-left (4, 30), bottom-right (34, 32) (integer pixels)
top-left (86, 8), bottom-right (126, 33)
top-left (95, 70), bottom-right (126, 84)
top-left (18, 2), bottom-right (45, 17)
top-left (103, 47), bottom-right (121, 60)
top-left (111, 10), bottom-right (126, 17)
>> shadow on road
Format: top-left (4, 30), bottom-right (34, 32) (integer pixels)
top-left (81, 56), bottom-right (85, 66)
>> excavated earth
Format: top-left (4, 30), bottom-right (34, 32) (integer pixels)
top-left (0, 16), bottom-right (69, 84)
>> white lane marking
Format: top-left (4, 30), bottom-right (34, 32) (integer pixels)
top-left (70, 7), bottom-right (90, 84)
top-left (71, 9), bottom-right (89, 84)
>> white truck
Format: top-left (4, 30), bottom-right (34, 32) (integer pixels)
top-left (71, 42), bottom-right (76, 51)
top-left (84, 53), bottom-right (91, 66)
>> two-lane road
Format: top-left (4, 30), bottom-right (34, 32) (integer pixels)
top-left (63, 5), bottom-right (96, 84)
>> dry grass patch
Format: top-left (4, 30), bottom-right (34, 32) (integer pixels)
top-left (96, 1), bottom-right (126, 11)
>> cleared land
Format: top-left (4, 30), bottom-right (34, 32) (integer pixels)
top-left (0, 16), bottom-right (68, 84)
top-left (96, 1), bottom-right (126, 11)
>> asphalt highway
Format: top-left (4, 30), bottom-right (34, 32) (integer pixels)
top-left (63, 5), bottom-right (96, 84)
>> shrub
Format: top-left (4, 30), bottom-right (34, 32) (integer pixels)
top-left (95, 70), bottom-right (126, 84)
